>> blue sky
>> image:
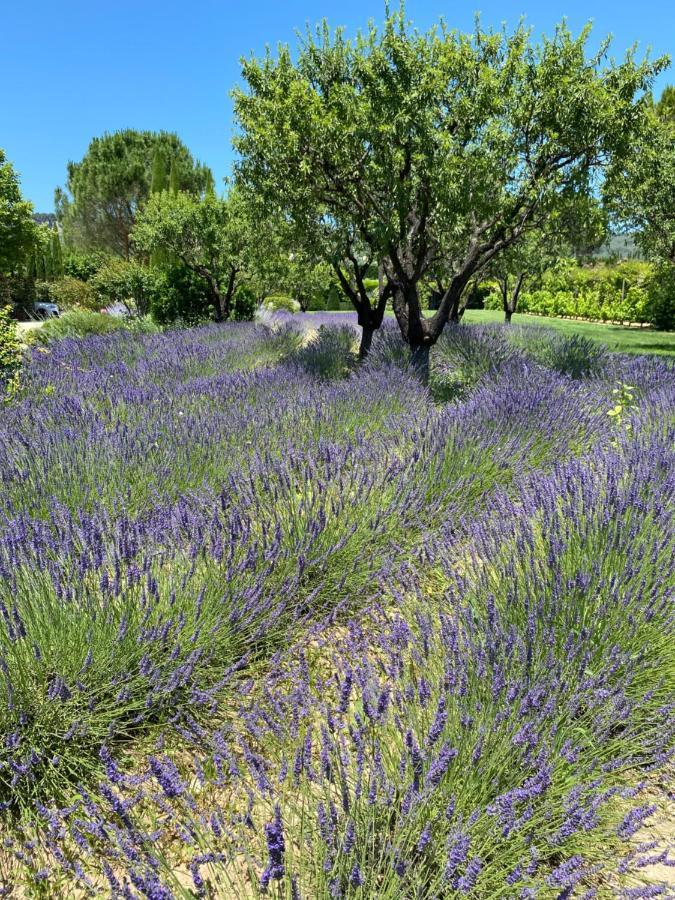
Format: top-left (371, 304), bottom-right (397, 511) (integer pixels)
top-left (2, 0), bottom-right (672, 211)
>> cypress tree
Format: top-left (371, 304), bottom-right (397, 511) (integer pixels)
top-left (151, 149), bottom-right (166, 194)
top-left (169, 158), bottom-right (180, 195)
top-left (51, 230), bottom-right (63, 277)
top-left (43, 240), bottom-right (54, 281)
top-left (36, 249), bottom-right (47, 282)
top-left (203, 167), bottom-right (216, 197)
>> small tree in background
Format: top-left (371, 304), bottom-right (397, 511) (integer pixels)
top-left (133, 189), bottom-right (253, 321)
top-left (91, 259), bottom-right (161, 317)
top-left (50, 230), bottom-right (64, 278)
top-left (488, 195), bottom-right (607, 323)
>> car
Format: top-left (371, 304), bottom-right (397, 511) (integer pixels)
top-left (32, 299), bottom-right (60, 319)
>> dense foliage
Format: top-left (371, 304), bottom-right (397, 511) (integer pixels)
top-left (483, 259), bottom-right (675, 329)
top-left (0, 305), bottom-right (22, 399)
top-left (0, 148), bottom-right (38, 277)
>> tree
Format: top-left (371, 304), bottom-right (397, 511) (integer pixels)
top-left (605, 85), bottom-right (675, 265)
top-left (234, 13), bottom-right (662, 377)
top-left (0, 148), bottom-right (38, 276)
top-left (241, 209), bottom-right (334, 311)
top-left (91, 259), bottom-right (160, 317)
top-left (655, 85), bottom-right (675, 124)
top-left (604, 86), bottom-right (675, 329)
top-left (150, 149), bottom-right (167, 195)
top-left (285, 252), bottom-right (333, 312)
top-left (132, 189), bottom-right (251, 321)
top-left (50, 230), bottom-right (64, 278)
top-left (489, 195), bottom-right (607, 323)
top-left (55, 130), bottom-right (214, 258)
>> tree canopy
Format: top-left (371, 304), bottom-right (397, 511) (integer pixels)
top-left (605, 85), bottom-right (675, 265)
top-left (55, 130), bottom-right (214, 258)
top-left (0, 148), bottom-right (38, 276)
top-left (132, 189), bottom-right (252, 320)
top-left (234, 12), bottom-right (664, 371)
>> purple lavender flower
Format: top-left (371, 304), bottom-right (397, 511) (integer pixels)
top-left (261, 805), bottom-right (285, 888)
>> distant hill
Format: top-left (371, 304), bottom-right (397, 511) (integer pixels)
top-left (592, 234), bottom-right (645, 261)
top-left (33, 213), bottom-right (57, 228)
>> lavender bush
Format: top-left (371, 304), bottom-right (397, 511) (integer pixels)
top-left (0, 320), bottom-right (672, 897)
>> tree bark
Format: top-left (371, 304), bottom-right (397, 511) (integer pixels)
top-left (333, 258), bottom-right (391, 359)
top-left (501, 272), bottom-right (525, 324)
top-left (221, 266), bottom-right (237, 320)
top-left (359, 324), bottom-right (375, 359)
top-left (410, 344), bottom-right (430, 383)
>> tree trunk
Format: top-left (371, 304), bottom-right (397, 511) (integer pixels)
top-left (410, 344), bottom-right (430, 384)
top-left (502, 273), bottom-right (524, 325)
top-left (359, 324), bottom-right (375, 359)
top-left (333, 259), bottom-right (390, 360)
top-left (212, 288), bottom-right (224, 322)
top-left (221, 267), bottom-right (237, 320)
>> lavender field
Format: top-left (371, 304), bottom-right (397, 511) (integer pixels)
top-left (1, 317), bottom-right (674, 898)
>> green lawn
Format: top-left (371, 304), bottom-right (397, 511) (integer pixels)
top-left (324, 306), bottom-right (675, 354)
top-left (460, 309), bottom-right (675, 355)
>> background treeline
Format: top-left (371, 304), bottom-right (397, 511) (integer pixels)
top-left (482, 259), bottom-right (675, 329)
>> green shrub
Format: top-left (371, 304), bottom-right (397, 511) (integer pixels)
top-left (518, 259), bottom-right (661, 326)
top-left (62, 250), bottom-right (111, 282)
top-left (50, 276), bottom-right (101, 311)
top-left (34, 280), bottom-right (54, 302)
top-left (306, 293), bottom-right (328, 311)
top-left (28, 310), bottom-right (127, 344)
top-left (0, 306), bottom-right (22, 400)
top-left (325, 285), bottom-right (342, 311)
top-left (91, 260), bottom-right (161, 316)
top-left (149, 264), bottom-right (213, 325)
top-left (232, 286), bottom-right (257, 321)
top-left (125, 314), bottom-right (161, 335)
top-left (263, 295), bottom-right (300, 313)
top-left (645, 264), bottom-right (675, 331)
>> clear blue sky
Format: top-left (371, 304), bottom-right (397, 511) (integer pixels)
top-left (2, 0), bottom-right (672, 212)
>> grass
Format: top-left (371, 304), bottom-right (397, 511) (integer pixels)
top-left (312, 307), bottom-right (675, 354)
top-left (461, 309), bottom-right (675, 355)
